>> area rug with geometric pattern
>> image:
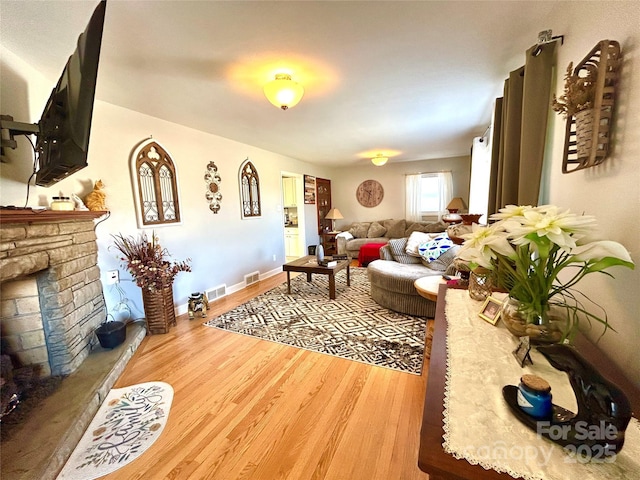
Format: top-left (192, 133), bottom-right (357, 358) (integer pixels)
top-left (204, 267), bottom-right (431, 375)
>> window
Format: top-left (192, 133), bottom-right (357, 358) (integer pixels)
top-left (405, 171), bottom-right (452, 221)
top-left (419, 175), bottom-right (442, 213)
top-left (131, 139), bottom-right (181, 227)
top-left (239, 159), bottom-right (261, 218)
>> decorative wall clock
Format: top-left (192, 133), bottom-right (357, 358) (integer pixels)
top-left (356, 179), bottom-right (384, 207)
top-left (205, 161), bottom-right (222, 214)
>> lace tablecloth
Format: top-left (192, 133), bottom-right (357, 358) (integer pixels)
top-left (443, 288), bottom-right (640, 480)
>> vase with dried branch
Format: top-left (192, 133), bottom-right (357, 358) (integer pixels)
top-left (111, 232), bottom-right (191, 334)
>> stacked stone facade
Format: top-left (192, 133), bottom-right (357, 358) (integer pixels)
top-left (0, 216), bottom-right (106, 376)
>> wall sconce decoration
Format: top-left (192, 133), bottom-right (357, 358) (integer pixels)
top-left (371, 154), bottom-right (388, 166)
top-left (205, 161), bottom-right (222, 214)
top-left (263, 73), bottom-right (304, 110)
top-left (559, 40), bottom-right (622, 173)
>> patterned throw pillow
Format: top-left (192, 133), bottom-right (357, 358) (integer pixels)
top-left (388, 238), bottom-right (422, 264)
top-left (367, 221), bottom-right (387, 238)
top-left (422, 246), bottom-right (459, 270)
top-left (418, 234), bottom-right (454, 262)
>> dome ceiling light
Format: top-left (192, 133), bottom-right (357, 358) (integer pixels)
top-left (263, 73), bottom-right (304, 110)
top-left (371, 153), bottom-right (388, 166)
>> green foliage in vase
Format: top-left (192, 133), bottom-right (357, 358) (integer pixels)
top-left (111, 232), bottom-right (191, 292)
top-left (552, 62), bottom-right (597, 118)
top-left (457, 205), bottom-right (634, 342)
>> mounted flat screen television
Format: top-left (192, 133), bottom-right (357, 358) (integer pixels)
top-left (0, 1), bottom-right (104, 188)
top-left (34, 0), bottom-right (106, 187)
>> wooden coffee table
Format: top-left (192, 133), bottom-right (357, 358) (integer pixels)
top-left (282, 255), bottom-right (350, 300)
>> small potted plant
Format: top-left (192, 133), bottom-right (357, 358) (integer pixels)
top-left (552, 62), bottom-right (597, 158)
top-left (111, 232), bottom-right (191, 334)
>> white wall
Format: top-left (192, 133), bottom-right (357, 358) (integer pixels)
top-left (1, 44), bottom-right (333, 320)
top-left (541, 1), bottom-right (640, 385)
top-left (3, 0), bottom-right (637, 386)
top-left (330, 155), bottom-right (470, 230)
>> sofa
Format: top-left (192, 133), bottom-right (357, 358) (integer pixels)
top-left (336, 219), bottom-right (447, 258)
top-left (367, 235), bottom-right (459, 317)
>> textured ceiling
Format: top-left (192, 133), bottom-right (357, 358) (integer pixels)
top-left (1, 1), bottom-right (561, 167)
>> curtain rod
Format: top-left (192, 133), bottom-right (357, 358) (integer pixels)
top-left (531, 29), bottom-right (564, 56)
top-left (405, 170), bottom-right (452, 176)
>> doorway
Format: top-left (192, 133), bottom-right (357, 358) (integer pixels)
top-left (281, 172), bottom-right (306, 262)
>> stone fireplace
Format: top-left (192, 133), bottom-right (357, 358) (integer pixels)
top-left (0, 210), bottom-right (107, 377)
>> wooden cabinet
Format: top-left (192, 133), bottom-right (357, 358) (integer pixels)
top-left (320, 232), bottom-right (338, 256)
top-left (285, 227), bottom-right (300, 257)
top-left (282, 177), bottom-right (297, 207)
top-left (316, 177), bottom-right (332, 234)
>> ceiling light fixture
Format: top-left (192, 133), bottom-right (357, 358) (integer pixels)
top-left (371, 154), bottom-right (388, 166)
top-left (263, 73), bottom-right (304, 110)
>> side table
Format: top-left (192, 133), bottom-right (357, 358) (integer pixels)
top-left (414, 275), bottom-right (446, 302)
top-left (320, 232), bottom-right (339, 255)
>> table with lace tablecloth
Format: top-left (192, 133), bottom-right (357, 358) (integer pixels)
top-left (418, 286), bottom-right (640, 480)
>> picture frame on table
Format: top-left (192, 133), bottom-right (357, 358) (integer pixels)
top-left (479, 296), bottom-right (503, 325)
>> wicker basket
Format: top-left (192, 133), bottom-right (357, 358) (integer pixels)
top-left (575, 108), bottom-right (594, 159)
top-left (141, 284), bottom-right (177, 335)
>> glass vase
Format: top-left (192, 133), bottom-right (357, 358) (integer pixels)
top-left (468, 268), bottom-right (493, 301)
top-left (501, 297), bottom-right (568, 344)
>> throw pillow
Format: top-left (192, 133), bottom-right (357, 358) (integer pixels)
top-left (418, 234), bottom-right (454, 263)
top-left (388, 238), bottom-right (422, 264)
top-left (405, 231), bottom-right (438, 257)
top-left (383, 219), bottom-right (406, 239)
top-left (367, 221), bottom-right (387, 238)
top-left (348, 222), bottom-right (370, 238)
top-left (422, 245), bottom-right (460, 270)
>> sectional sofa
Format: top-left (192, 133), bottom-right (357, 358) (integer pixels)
top-left (336, 219), bottom-right (447, 258)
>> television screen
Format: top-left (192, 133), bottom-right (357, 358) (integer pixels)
top-left (35, 1), bottom-right (106, 187)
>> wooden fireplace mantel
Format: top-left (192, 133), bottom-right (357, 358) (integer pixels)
top-left (0, 208), bottom-right (108, 224)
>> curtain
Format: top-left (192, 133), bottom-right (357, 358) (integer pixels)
top-left (405, 173), bottom-right (422, 222)
top-left (405, 172), bottom-right (453, 221)
top-left (438, 171), bottom-right (453, 219)
top-left (488, 42), bottom-right (557, 216)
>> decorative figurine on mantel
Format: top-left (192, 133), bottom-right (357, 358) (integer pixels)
top-left (71, 193), bottom-right (89, 211)
top-left (84, 179), bottom-right (107, 211)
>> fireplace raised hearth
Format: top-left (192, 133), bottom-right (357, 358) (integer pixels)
top-left (0, 209), bottom-right (109, 378)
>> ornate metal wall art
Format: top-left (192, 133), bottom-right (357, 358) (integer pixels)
top-left (205, 161), bottom-right (222, 214)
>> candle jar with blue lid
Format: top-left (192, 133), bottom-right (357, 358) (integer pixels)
top-left (517, 374), bottom-right (552, 419)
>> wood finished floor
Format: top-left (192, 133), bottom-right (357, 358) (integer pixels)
top-left (107, 270), bottom-right (432, 480)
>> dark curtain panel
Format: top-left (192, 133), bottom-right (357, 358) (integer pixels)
top-left (488, 43), bottom-right (557, 216)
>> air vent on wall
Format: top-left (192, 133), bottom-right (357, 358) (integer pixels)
top-left (206, 284), bottom-right (227, 301)
top-left (244, 271), bottom-right (260, 286)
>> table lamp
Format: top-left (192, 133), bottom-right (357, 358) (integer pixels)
top-left (443, 197), bottom-right (466, 223)
top-left (325, 208), bottom-right (344, 232)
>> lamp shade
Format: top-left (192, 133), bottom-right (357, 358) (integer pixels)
top-left (446, 197), bottom-right (467, 212)
top-left (371, 154), bottom-right (388, 166)
top-left (325, 208), bottom-right (344, 220)
top-left (263, 73), bottom-right (304, 110)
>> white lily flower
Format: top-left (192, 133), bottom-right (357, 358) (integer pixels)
top-left (570, 240), bottom-right (633, 264)
top-left (505, 207), bottom-right (596, 249)
top-left (490, 204), bottom-right (534, 222)
top-left (458, 224), bottom-right (515, 268)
